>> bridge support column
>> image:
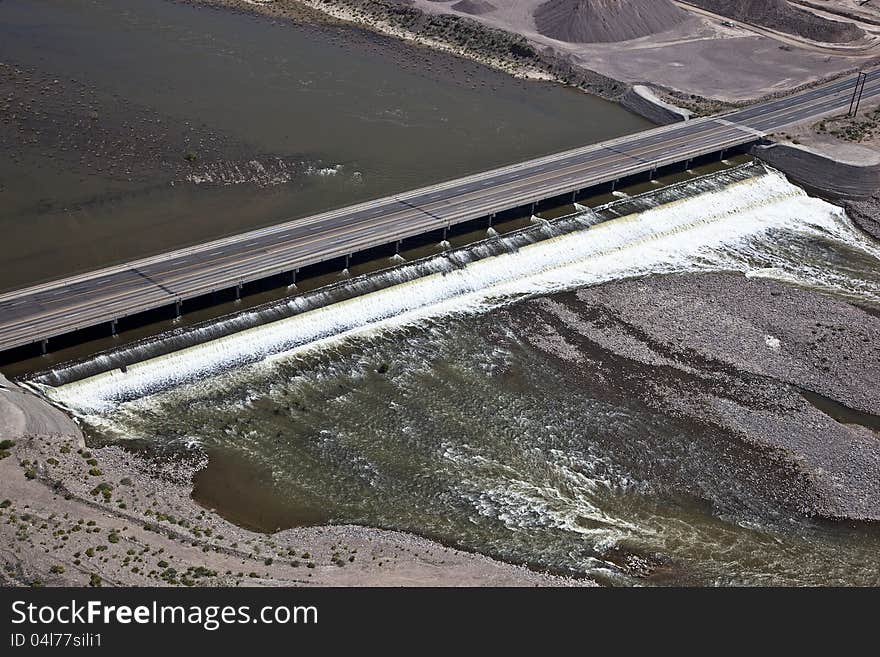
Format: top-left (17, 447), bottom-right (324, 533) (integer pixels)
top-left (235, 284), bottom-right (242, 301)
top-left (488, 213), bottom-right (495, 228)
top-left (290, 269), bottom-right (299, 285)
top-left (174, 301), bottom-right (182, 318)
top-left (395, 240), bottom-right (401, 255)
top-left (684, 159), bottom-right (691, 170)
top-left (442, 226), bottom-right (448, 243)
top-left (344, 254), bottom-right (351, 270)
top-left (610, 179), bottom-right (617, 192)
top-left (530, 202), bottom-right (536, 214)
top-left (719, 149), bottom-right (726, 161)
top-left (40, 339), bottom-right (48, 355)
top-left (110, 319), bottom-right (117, 336)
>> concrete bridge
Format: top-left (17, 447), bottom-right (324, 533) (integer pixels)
top-left (1, 69), bottom-right (878, 360)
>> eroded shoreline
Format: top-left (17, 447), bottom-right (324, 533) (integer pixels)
top-left (0, 373), bottom-right (582, 587)
top-left (3, 267), bottom-right (880, 586)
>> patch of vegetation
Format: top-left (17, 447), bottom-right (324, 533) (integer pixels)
top-left (159, 567), bottom-right (178, 585)
top-left (819, 108), bottom-right (880, 143)
top-left (90, 483), bottom-right (113, 501)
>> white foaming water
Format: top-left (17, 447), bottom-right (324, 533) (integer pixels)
top-left (40, 168), bottom-right (880, 416)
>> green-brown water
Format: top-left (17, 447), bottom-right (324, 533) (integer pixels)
top-left (0, 0), bottom-right (650, 291)
top-left (7, 0), bottom-right (880, 588)
top-left (39, 167), bottom-right (880, 586)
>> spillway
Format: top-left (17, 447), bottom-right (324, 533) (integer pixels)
top-left (29, 162), bottom-right (880, 415)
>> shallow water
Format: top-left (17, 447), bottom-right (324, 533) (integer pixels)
top-left (41, 167), bottom-right (880, 586)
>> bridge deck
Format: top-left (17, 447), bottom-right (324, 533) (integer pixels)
top-left (1, 69), bottom-right (879, 354)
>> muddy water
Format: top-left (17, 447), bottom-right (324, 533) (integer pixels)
top-left (0, 0), bottom-right (650, 290)
top-left (44, 167), bottom-right (880, 586)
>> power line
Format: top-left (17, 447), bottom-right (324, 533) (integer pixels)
top-left (849, 72), bottom-right (868, 117)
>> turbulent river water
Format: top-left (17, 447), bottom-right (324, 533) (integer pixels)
top-left (34, 165), bottom-right (880, 586)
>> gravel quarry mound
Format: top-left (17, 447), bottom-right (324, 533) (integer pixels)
top-left (451, 0), bottom-right (497, 15)
top-left (688, 0), bottom-right (865, 43)
top-left (533, 0), bottom-right (690, 43)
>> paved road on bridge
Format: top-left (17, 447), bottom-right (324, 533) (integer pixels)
top-left (1, 69), bottom-right (878, 354)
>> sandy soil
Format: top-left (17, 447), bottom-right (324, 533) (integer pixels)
top-left (402, 0), bottom-right (880, 102)
top-left (0, 374), bottom-right (584, 587)
top-left (762, 96), bottom-right (880, 181)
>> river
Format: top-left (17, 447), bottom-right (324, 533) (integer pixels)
top-left (0, 0), bottom-right (649, 290)
top-left (5, 0), bottom-right (880, 587)
top-left (35, 164), bottom-right (880, 586)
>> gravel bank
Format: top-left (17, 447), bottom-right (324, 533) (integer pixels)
top-left (845, 194), bottom-right (880, 239)
top-left (506, 273), bottom-right (880, 521)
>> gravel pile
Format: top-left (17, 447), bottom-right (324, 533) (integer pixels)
top-left (534, 0), bottom-right (689, 43)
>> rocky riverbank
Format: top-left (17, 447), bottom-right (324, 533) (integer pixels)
top-left (505, 273), bottom-right (880, 522)
top-left (845, 194), bottom-right (880, 240)
top-left (0, 374), bottom-right (582, 587)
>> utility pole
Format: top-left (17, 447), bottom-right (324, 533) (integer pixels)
top-left (849, 71), bottom-right (868, 117)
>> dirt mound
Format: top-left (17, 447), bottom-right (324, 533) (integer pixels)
top-left (534, 0), bottom-right (690, 43)
top-left (452, 0), bottom-right (497, 15)
top-left (689, 0), bottom-right (864, 43)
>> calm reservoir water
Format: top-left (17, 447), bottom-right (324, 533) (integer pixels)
top-left (0, 0), bottom-right (649, 290)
